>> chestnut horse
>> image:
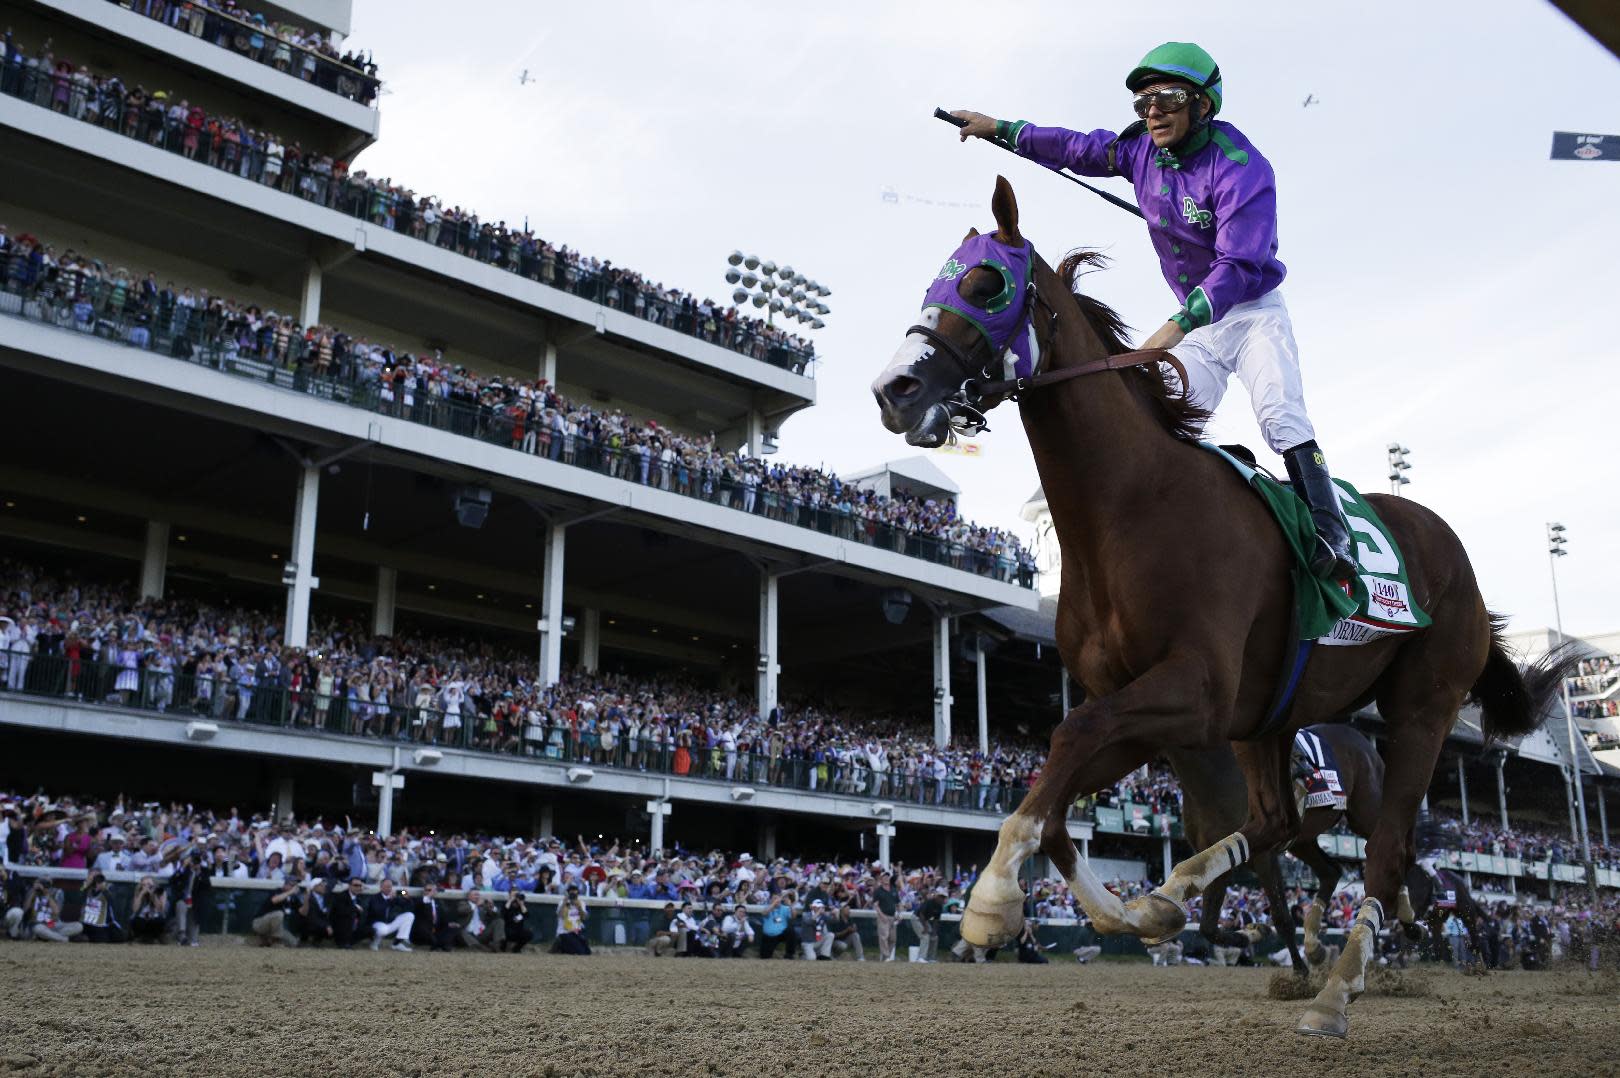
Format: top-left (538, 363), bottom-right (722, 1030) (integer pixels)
top-left (871, 177), bottom-right (1578, 1037)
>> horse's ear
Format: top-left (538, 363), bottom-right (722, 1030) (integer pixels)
top-left (991, 176), bottom-right (1021, 243)
top-left (962, 226), bottom-right (980, 242)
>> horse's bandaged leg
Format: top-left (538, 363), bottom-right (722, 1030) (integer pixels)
top-left (1059, 847), bottom-right (1131, 936)
top-left (1396, 885), bottom-right (1416, 925)
top-left (1303, 899), bottom-right (1327, 964)
top-left (1118, 831), bottom-right (1248, 944)
top-left (959, 812), bottom-right (1038, 948)
top-left (1297, 896), bottom-right (1384, 1039)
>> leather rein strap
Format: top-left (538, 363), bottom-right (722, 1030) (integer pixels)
top-left (970, 347), bottom-right (1190, 404)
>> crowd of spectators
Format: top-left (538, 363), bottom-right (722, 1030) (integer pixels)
top-left (0, 226), bottom-right (1033, 585)
top-left (1428, 806), bottom-right (1620, 872)
top-left (104, 0), bottom-right (380, 104)
top-left (1571, 654), bottom-right (1618, 722)
top-left (0, 33), bottom-right (814, 375)
top-left (0, 560), bottom-right (1048, 811)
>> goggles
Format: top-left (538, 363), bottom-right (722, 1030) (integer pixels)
top-left (1131, 87), bottom-right (1197, 119)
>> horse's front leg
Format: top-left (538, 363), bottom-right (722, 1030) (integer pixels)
top-left (962, 653), bottom-right (1222, 949)
top-left (1121, 735), bottom-right (1297, 944)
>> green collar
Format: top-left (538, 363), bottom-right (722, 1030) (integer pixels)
top-left (1153, 125), bottom-right (1212, 170)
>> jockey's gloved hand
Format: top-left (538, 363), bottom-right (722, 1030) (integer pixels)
top-left (949, 110), bottom-right (999, 142)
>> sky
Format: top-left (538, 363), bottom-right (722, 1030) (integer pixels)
top-left (346, 0), bottom-right (1619, 638)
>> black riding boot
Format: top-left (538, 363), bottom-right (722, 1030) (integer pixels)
top-left (1282, 441), bottom-right (1357, 581)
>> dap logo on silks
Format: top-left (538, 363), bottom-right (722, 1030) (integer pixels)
top-left (935, 258), bottom-right (968, 281)
top-left (1181, 196), bottom-right (1213, 230)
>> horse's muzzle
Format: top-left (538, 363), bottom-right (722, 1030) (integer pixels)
top-left (871, 369), bottom-right (926, 435)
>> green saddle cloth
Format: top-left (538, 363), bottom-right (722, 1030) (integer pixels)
top-left (1199, 443), bottom-right (1432, 642)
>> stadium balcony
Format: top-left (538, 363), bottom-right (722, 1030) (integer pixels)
top-left (8, 0), bottom-right (379, 157)
top-left (0, 71), bottom-right (819, 424)
top-left (0, 678), bottom-right (1095, 853)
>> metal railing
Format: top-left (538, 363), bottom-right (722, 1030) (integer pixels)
top-left (0, 658), bottom-right (1038, 815)
top-left (0, 54), bottom-right (815, 377)
top-left (0, 280), bottom-right (1036, 587)
top-left (102, 0), bottom-right (380, 105)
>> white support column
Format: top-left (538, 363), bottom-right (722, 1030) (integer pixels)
top-left (533, 802), bottom-right (554, 842)
top-left (756, 571), bottom-right (780, 718)
top-left (876, 822), bottom-right (895, 868)
top-left (1162, 835), bottom-right (1174, 883)
top-left (647, 798), bottom-right (672, 855)
top-left (541, 340), bottom-right (558, 387)
top-left (372, 566), bottom-right (397, 638)
top-left (1598, 786), bottom-right (1609, 847)
top-left (140, 520), bottom-right (169, 600)
top-left (975, 643), bottom-right (989, 754)
top-left (581, 607), bottom-right (601, 674)
top-left (272, 776), bottom-right (295, 824)
top-left (373, 769), bottom-right (404, 838)
top-left (299, 259), bottom-right (323, 327)
top-left (1060, 667), bottom-right (1071, 714)
top-left (746, 408), bottom-right (766, 458)
top-left (283, 463), bottom-right (320, 650)
top-left (933, 614), bottom-right (952, 747)
top-left (1080, 834), bottom-right (1090, 862)
top-left (1457, 758), bottom-right (1470, 827)
top-left (538, 522), bottom-right (566, 688)
top-left (1496, 755), bottom-right (1510, 829)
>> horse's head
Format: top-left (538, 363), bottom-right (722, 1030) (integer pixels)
top-left (872, 176), bottom-right (1041, 448)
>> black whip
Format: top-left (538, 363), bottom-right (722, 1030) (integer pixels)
top-left (933, 108), bottom-right (1145, 221)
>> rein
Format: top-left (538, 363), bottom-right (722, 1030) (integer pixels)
top-left (970, 347), bottom-right (1188, 404)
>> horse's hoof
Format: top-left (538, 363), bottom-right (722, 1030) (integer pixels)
top-left (1305, 944), bottom-right (1327, 965)
top-left (1295, 1005), bottom-right (1349, 1039)
top-left (1123, 890), bottom-right (1186, 945)
top-left (1401, 922), bottom-right (1423, 943)
top-left (959, 900), bottom-right (1023, 950)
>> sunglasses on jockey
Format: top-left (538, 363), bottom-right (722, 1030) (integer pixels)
top-left (1131, 87), bottom-right (1202, 119)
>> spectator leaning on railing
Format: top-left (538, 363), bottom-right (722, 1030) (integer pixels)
top-left (0, 227), bottom-right (1033, 587)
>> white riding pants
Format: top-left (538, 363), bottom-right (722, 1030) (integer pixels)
top-left (1169, 289), bottom-right (1315, 454)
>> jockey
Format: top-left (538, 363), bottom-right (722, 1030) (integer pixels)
top-left (953, 42), bottom-right (1355, 580)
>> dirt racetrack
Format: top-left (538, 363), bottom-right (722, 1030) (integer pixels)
top-left (2, 943), bottom-right (1616, 1077)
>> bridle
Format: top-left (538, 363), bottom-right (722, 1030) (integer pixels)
top-left (902, 247), bottom-right (1191, 437)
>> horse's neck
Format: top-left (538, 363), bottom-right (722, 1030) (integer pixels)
top-left (1018, 288), bottom-right (1182, 553)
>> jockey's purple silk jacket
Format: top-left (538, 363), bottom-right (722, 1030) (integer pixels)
top-left (1003, 118), bottom-right (1286, 332)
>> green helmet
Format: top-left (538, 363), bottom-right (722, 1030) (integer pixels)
top-left (1126, 42), bottom-right (1222, 116)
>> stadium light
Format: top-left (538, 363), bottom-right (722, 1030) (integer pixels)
top-left (1386, 443), bottom-right (1412, 496)
top-left (724, 252), bottom-right (833, 332)
top-left (1545, 520), bottom-right (1597, 903)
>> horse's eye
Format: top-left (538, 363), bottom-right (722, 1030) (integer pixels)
top-left (957, 267), bottom-right (998, 304)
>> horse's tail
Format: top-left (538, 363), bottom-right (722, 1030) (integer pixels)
top-left (1467, 612), bottom-right (1583, 744)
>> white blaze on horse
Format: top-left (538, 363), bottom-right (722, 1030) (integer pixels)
top-left (870, 176), bottom-right (1579, 1039)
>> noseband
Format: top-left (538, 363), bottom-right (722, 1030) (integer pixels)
top-left (904, 260), bottom-right (1191, 436)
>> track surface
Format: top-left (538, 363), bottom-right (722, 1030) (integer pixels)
top-left (2, 944), bottom-right (1615, 1076)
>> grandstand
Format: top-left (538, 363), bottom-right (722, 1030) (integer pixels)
top-left (0, 0), bottom-right (1615, 906)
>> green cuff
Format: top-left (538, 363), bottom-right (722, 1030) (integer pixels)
top-left (994, 119), bottom-right (1029, 148)
top-left (1184, 286), bottom-right (1213, 328)
top-left (1170, 310), bottom-right (1196, 334)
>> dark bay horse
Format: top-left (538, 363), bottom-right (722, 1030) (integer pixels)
top-left (870, 177), bottom-right (1580, 1037)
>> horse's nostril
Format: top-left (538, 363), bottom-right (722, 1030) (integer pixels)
top-left (885, 375), bottom-right (922, 402)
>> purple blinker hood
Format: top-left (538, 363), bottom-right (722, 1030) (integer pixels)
top-left (920, 231), bottom-right (1040, 380)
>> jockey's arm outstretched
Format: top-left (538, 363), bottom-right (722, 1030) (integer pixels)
top-left (952, 41), bottom-right (1356, 581)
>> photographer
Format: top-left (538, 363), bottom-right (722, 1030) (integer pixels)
top-left (462, 891), bottom-right (504, 952)
top-left (828, 893), bottom-right (864, 961)
top-left (299, 877), bottom-right (334, 946)
top-left (130, 875), bottom-right (170, 943)
top-left (329, 877), bottom-right (367, 948)
top-left (551, 884), bottom-right (591, 955)
top-left (800, 898), bottom-right (834, 960)
top-left (718, 900), bottom-right (755, 957)
top-left (252, 875), bottom-right (302, 947)
top-left (169, 847), bottom-right (211, 946)
top-left (647, 901), bottom-right (679, 957)
top-left (23, 876), bottom-right (83, 942)
top-left (757, 890), bottom-right (799, 959)
top-left (501, 884), bottom-right (532, 953)
top-left (366, 877), bottom-right (415, 951)
top-left (80, 872), bottom-right (125, 943)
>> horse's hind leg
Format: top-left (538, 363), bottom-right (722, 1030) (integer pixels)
top-left (1298, 697), bottom-right (1459, 1038)
top-left (1122, 735), bottom-right (1296, 944)
top-left (1288, 832), bottom-right (1340, 966)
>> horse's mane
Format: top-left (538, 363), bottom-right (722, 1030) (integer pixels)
top-left (1054, 250), bottom-right (1210, 443)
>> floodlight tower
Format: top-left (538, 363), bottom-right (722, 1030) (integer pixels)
top-left (724, 251), bottom-right (832, 331)
top-left (1386, 443), bottom-right (1412, 496)
top-left (1547, 521), bottom-right (1598, 904)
